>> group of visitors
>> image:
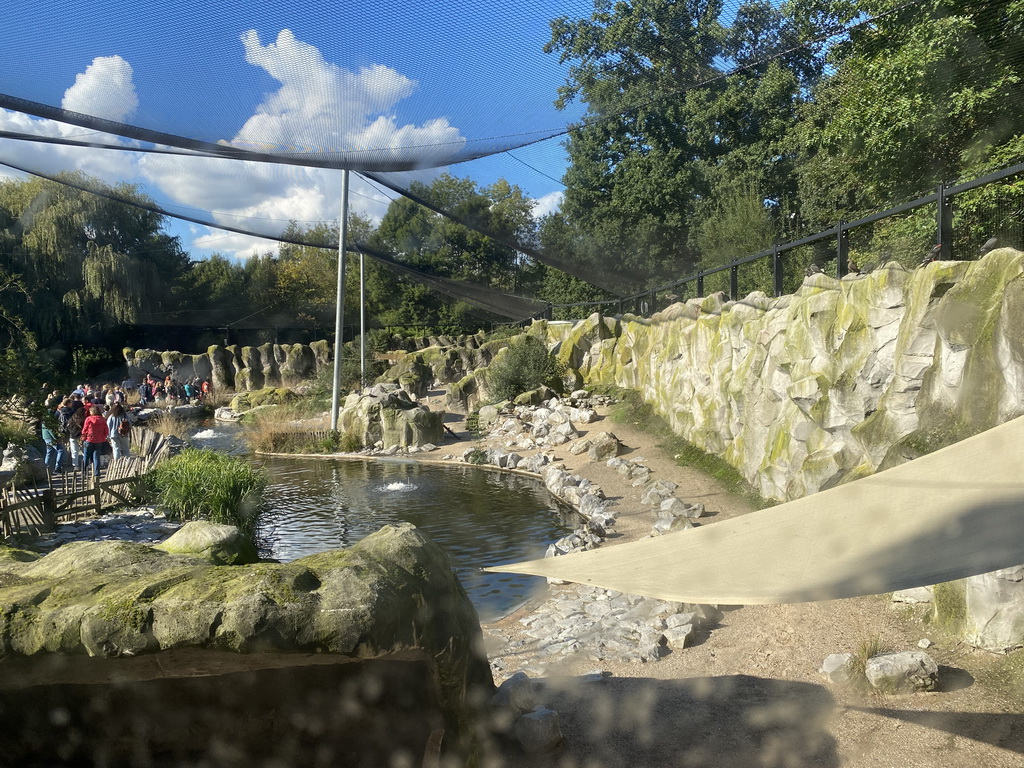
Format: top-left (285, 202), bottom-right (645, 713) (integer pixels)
top-left (38, 373), bottom-right (212, 478)
top-left (136, 374), bottom-right (209, 407)
top-left (39, 385), bottom-right (135, 478)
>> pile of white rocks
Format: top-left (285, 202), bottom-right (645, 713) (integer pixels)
top-left (506, 584), bottom-right (724, 666)
top-left (605, 456), bottom-right (707, 536)
top-left (478, 391), bottom-right (603, 451)
top-left (33, 507), bottom-right (182, 552)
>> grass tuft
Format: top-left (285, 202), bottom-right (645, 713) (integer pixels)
top-left (146, 448), bottom-right (267, 543)
top-left (848, 634), bottom-right (886, 693)
top-left (605, 387), bottom-right (772, 509)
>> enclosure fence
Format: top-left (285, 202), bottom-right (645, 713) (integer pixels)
top-left (522, 160), bottom-right (1024, 324)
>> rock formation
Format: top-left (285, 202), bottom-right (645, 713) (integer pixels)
top-left (125, 340), bottom-right (331, 392)
top-left (337, 385), bottom-right (444, 449)
top-left (541, 250), bottom-right (1024, 502)
top-left (0, 523), bottom-right (494, 758)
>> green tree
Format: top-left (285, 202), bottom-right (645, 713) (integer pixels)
top-left (795, 0), bottom-right (1024, 231)
top-left (0, 173), bottom-right (189, 348)
top-left (546, 0), bottom-right (817, 290)
top-left (368, 174), bottom-right (539, 328)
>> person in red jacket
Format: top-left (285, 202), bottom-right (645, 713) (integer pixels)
top-left (81, 405), bottom-right (109, 477)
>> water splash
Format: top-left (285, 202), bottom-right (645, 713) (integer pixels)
top-left (381, 481), bottom-right (416, 492)
top-left (192, 429), bottom-right (221, 439)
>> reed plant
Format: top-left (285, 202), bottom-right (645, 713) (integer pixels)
top-left (241, 401), bottom-right (347, 454)
top-left (147, 448), bottom-right (267, 542)
top-left (147, 409), bottom-right (191, 439)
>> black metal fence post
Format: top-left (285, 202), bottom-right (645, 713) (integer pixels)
top-left (729, 263), bottom-right (739, 301)
top-left (697, 272), bottom-right (704, 298)
top-left (837, 222), bottom-right (849, 277)
top-left (772, 245), bottom-right (784, 297)
top-left (937, 183), bottom-right (953, 260)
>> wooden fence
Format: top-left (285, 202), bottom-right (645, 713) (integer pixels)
top-left (0, 428), bottom-right (176, 539)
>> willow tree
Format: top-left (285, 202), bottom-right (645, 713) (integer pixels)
top-left (0, 173), bottom-right (189, 348)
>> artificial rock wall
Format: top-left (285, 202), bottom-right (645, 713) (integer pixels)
top-left (124, 341), bottom-right (332, 392)
top-left (543, 249), bottom-right (1024, 504)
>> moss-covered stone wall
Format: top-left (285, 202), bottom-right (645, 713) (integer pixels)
top-left (540, 250), bottom-right (1024, 502)
top-left (125, 340), bottom-right (331, 392)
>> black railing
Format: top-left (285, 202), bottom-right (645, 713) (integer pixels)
top-left (527, 159), bottom-right (1024, 323)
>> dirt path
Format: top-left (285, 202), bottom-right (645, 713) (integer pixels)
top-left (451, 400), bottom-right (1024, 768)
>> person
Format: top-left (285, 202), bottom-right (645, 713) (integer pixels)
top-left (44, 389), bottom-right (62, 410)
top-left (81, 405), bottom-right (110, 477)
top-left (106, 403), bottom-right (131, 460)
top-left (121, 375), bottom-right (136, 392)
top-left (40, 418), bottom-right (67, 475)
top-left (67, 403), bottom-right (87, 470)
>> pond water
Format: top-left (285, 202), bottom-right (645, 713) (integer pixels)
top-left (191, 424), bottom-right (578, 621)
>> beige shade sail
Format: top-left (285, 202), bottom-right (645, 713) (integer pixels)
top-left (486, 416), bottom-right (1024, 605)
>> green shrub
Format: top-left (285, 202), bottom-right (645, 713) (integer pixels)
top-left (485, 335), bottom-right (566, 403)
top-left (0, 417), bottom-right (34, 448)
top-left (464, 448), bottom-right (488, 465)
top-left (147, 449), bottom-right (267, 542)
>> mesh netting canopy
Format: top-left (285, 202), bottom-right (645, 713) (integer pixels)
top-left (1, 0), bottom-right (595, 171)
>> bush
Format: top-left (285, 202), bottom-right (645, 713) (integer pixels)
top-left (485, 335), bottom-right (566, 403)
top-left (0, 417), bottom-right (34, 448)
top-left (147, 449), bottom-right (267, 542)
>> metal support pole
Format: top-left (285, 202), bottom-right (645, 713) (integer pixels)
top-left (937, 183), bottom-right (953, 260)
top-left (772, 245), bottom-right (784, 297)
top-left (697, 273), bottom-right (704, 298)
top-left (729, 264), bottom-right (739, 301)
top-left (836, 223), bottom-right (850, 277)
top-left (359, 251), bottom-right (366, 389)
top-left (330, 169), bottom-right (350, 432)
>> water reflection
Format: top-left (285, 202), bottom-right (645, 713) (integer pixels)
top-left (254, 455), bottom-right (578, 622)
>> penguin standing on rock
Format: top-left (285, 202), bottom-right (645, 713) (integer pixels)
top-left (805, 263), bottom-right (823, 277)
top-left (979, 237), bottom-right (999, 255)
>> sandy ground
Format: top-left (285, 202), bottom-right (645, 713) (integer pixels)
top-left (426, 394), bottom-right (1024, 768)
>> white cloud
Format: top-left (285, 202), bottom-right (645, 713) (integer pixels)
top-left (233, 29), bottom-right (464, 169)
top-left (192, 230), bottom-right (280, 259)
top-left (532, 190), bottom-right (563, 218)
top-left (61, 55), bottom-right (138, 123)
top-left (140, 29), bottom-right (462, 257)
top-left (0, 35), bottom-right (464, 260)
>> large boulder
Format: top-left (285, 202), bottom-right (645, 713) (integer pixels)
top-left (0, 523), bottom-right (493, 757)
top-left (154, 521), bottom-right (259, 565)
top-left (965, 565), bottom-right (1024, 651)
top-left (339, 386), bottom-right (444, 448)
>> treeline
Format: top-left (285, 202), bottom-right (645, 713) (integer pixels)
top-left (544, 0), bottom-right (1024, 293)
top-left (2, 0), bottom-right (1023, 388)
top-left (0, 172), bottom-right (565, 384)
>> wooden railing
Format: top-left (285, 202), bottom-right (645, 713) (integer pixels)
top-left (0, 428), bottom-right (176, 539)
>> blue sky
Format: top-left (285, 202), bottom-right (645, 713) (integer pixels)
top-left (0, 0), bottom-right (592, 259)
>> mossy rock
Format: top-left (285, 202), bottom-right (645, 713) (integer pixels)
top-left (154, 521), bottom-right (259, 565)
top-left (231, 387), bottom-right (296, 412)
top-left (0, 524), bottom-right (492, 758)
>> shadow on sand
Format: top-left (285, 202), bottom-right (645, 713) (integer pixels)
top-left (493, 673), bottom-right (838, 768)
